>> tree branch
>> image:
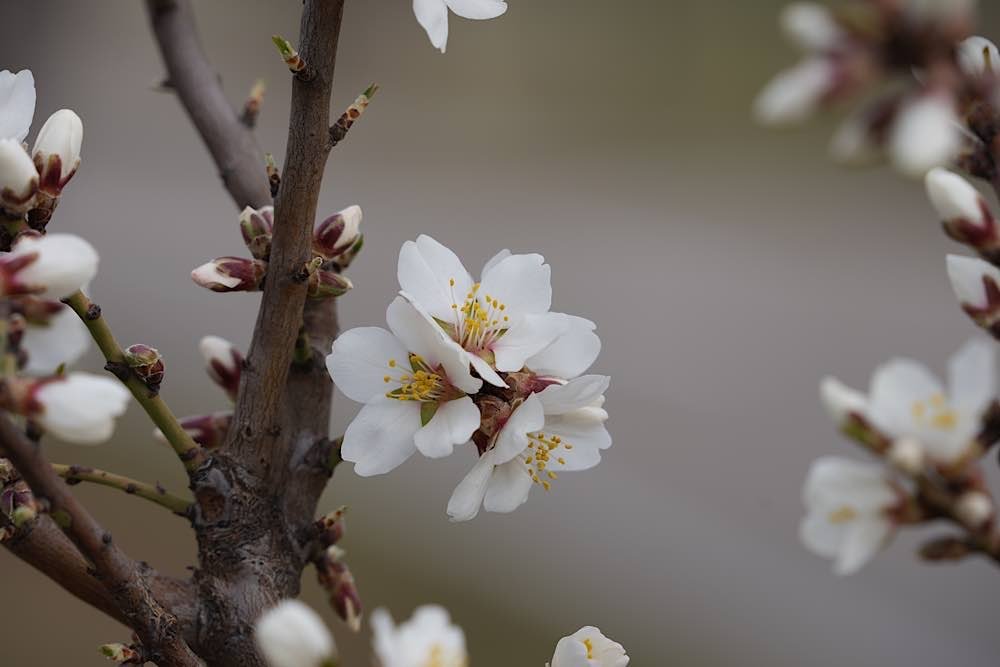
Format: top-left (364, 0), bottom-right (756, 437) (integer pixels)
top-left (0, 416), bottom-right (200, 665)
top-left (52, 463), bottom-right (193, 516)
top-left (228, 0), bottom-right (346, 478)
top-left (146, 0), bottom-right (272, 210)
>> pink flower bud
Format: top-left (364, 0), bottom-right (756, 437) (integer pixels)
top-left (306, 269), bottom-right (352, 299)
top-left (0, 233), bottom-right (98, 299)
top-left (315, 506), bottom-right (347, 547)
top-left (191, 257), bottom-right (266, 293)
top-left (926, 168), bottom-right (997, 253)
top-left (32, 109), bottom-right (82, 197)
top-left (124, 344), bottom-right (165, 391)
top-left (239, 205), bottom-right (274, 260)
top-left (155, 411), bottom-right (232, 449)
top-left (312, 205), bottom-right (362, 260)
top-left (316, 545), bottom-right (363, 632)
top-left (199, 336), bottom-right (243, 401)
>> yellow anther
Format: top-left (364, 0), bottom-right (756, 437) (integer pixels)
top-left (828, 506), bottom-right (858, 524)
top-left (583, 639), bottom-right (594, 659)
top-left (388, 359), bottom-right (397, 368)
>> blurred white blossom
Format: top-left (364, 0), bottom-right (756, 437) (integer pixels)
top-left (549, 626), bottom-right (629, 667)
top-left (413, 0), bottom-right (507, 53)
top-left (371, 605), bottom-right (467, 667)
top-left (255, 600), bottom-right (336, 667)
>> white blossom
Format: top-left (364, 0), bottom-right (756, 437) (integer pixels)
top-left (819, 376), bottom-right (868, 425)
top-left (925, 168), bottom-right (990, 229)
top-left (0, 70), bottom-right (35, 143)
top-left (5, 233), bottom-right (98, 299)
top-left (947, 254), bottom-right (1000, 311)
top-left (413, 0), bottom-right (507, 53)
top-left (371, 605), bottom-right (467, 667)
top-left (254, 600), bottom-right (336, 667)
top-left (398, 235), bottom-right (569, 388)
top-left (549, 626), bottom-right (629, 667)
top-left (327, 296), bottom-right (482, 476)
top-left (32, 109), bottom-right (82, 195)
top-left (780, 3), bottom-right (843, 52)
top-left (958, 36), bottom-right (999, 77)
top-left (33, 372), bottom-right (130, 445)
top-left (955, 490), bottom-right (993, 527)
top-left (800, 456), bottom-right (900, 575)
top-left (448, 375), bottom-right (610, 521)
top-left (21, 304), bottom-right (89, 375)
top-left (0, 138), bottom-right (38, 212)
top-left (889, 94), bottom-right (962, 177)
top-left (825, 340), bottom-right (996, 463)
top-left (754, 58), bottom-right (836, 125)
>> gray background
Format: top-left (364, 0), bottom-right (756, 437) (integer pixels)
top-left (2, 1), bottom-right (1000, 664)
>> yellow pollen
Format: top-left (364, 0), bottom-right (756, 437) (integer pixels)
top-left (388, 359), bottom-right (397, 368)
top-left (383, 375), bottom-right (390, 383)
top-left (583, 638), bottom-right (594, 659)
top-left (911, 394), bottom-right (960, 432)
top-left (828, 506), bottom-right (858, 524)
top-left (449, 278), bottom-right (455, 286)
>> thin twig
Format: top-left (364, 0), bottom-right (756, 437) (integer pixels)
top-left (52, 463), bottom-right (192, 515)
top-left (63, 291), bottom-right (205, 471)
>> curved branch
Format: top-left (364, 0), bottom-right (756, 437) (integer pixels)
top-left (146, 0), bottom-right (272, 210)
top-left (0, 416), bottom-right (200, 665)
top-left (52, 464), bottom-right (193, 516)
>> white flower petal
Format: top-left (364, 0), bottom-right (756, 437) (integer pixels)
top-left (397, 235), bottom-right (472, 319)
top-left (890, 94), bottom-right (962, 178)
top-left (868, 358), bottom-right (944, 438)
top-left (36, 372), bottom-right (130, 445)
top-left (255, 600), bottom-right (335, 667)
top-left (491, 393), bottom-right (545, 464)
top-left (469, 352), bottom-right (507, 388)
top-left (543, 415), bottom-right (610, 470)
top-left (447, 449), bottom-right (496, 522)
top-left (537, 375), bottom-right (610, 415)
top-left (483, 458), bottom-right (533, 513)
top-left (341, 398), bottom-right (421, 476)
top-left (551, 627), bottom-right (629, 667)
top-left (492, 312), bottom-right (566, 373)
top-left (21, 305), bottom-right (89, 375)
top-left (803, 456), bottom-right (896, 511)
top-left (527, 314), bottom-right (601, 379)
top-left (835, 518), bottom-right (892, 576)
top-left (780, 2), bottom-right (843, 52)
top-left (479, 252), bottom-right (552, 316)
top-left (481, 249), bottom-right (511, 275)
top-left (754, 58), bottom-right (834, 125)
top-left (947, 338), bottom-right (996, 415)
top-left (819, 376), bottom-right (868, 424)
top-left (9, 234), bottom-right (98, 299)
top-left (413, 396), bottom-right (479, 459)
top-left (413, 0), bottom-right (450, 52)
top-left (799, 511), bottom-right (850, 559)
top-left (327, 327), bottom-right (411, 403)
top-left (947, 254), bottom-right (1000, 309)
top-left (0, 70), bottom-right (35, 143)
top-left (445, 0), bottom-right (508, 20)
top-left (957, 36), bottom-right (1000, 77)
top-left (925, 168), bottom-right (988, 227)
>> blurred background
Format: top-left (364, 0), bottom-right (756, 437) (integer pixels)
top-left (2, 0), bottom-right (1000, 664)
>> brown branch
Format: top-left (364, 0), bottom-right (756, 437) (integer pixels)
top-left (146, 0), bottom-right (272, 210)
top-left (0, 416), bottom-right (200, 665)
top-left (228, 0), bottom-right (345, 478)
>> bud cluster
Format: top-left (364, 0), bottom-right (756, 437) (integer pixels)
top-left (191, 204), bottom-right (362, 298)
top-left (0, 460), bottom-right (39, 537)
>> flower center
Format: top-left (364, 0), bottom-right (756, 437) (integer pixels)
top-left (449, 279), bottom-right (509, 353)
top-left (583, 638), bottom-right (595, 659)
top-left (521, 431), bottom-right (574, 491)
top-left (421, 643), bottom-right (467, 667)
top-left (911, 393), bottom-right (959, 431)
top-left (383, 354), bottom-right (448, 402)
top-left (827, 506), bottom-right (858, 524)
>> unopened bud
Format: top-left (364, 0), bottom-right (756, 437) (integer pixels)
top-left (0, 233), bottom-right (98, 299)
top-left (946, 254), bottom-right (1000, 335)
top-left (191, 257), bottom-right (267, 293)
top-left (239, 205), bottom-right (274, 260)
top-left (1, 479), bottom-right (36, 527)
top-left (957, 36), bottom-right (999, 78)
top-left (754, 58), bottom-right (837, 126)
top-left (919, 535), bottom-right (974, 561)
top-left (32, 109), bottom-right (82, 197)
top-left (890, 93), bottom-right (962, 178)
top-left (888, 437), bottom-right (925, 474)
top-left (272, 35), bottom-right (305, 73)
top-left (819, 376), bottom-right (867, 425)
top-left (199, 336), bottom-right (243, 401)
top-left (155, 411), bottom-right (232, 449)
top-left (124, 344), bottom-right (164, 391)
top-left (926, 168), bottom-right (997, 253)
top-left (307, 269), bottom-right (352, 299)
top-left (780, 2), bottom-right (843, 52)
top-left (312, 206), bottom-right (362, 261)
top-left (955, 491), bottom-right (993, 528)
top-left (99, 643), bottom-right (142, 664)
top-left (316, 545), bottom-right (363, 632)
top-left (265, 153), bottom-right (281, 197)
top-left (10, 503), bottom-right (36, 527)
top-left (0, 138), bottom-right (38, 214)
top-left (315, 506), bottom-right (347, 547)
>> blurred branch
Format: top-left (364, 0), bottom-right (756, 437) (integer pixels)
top-left (63, 291), bottom-right (206, 472)
top-left (146, 0), bottom-right (272, 210)
top-left (52, 463), bottom-right (193, 516)
top-left (0, 415), bottom-right (200, 665)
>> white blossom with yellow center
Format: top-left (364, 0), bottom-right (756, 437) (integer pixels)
top-left (548, 626), bottom-right (629, 667)
top-left (800, 456), bottom-right (900, 576)
top-left (822, 339), bottom-right (995, 464)
top-left (448, 374), bottom-right (611, 522)
top-left (371, 605), bottom-right (468, 667)
top-left (397, 236), bottom-right (571, 388)
top-left (327, 297), bottom-right (483, 476)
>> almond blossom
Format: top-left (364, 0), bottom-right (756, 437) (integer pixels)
top-left (371, 604), bottom-right (467, 667)
top-left (31, 372), bottom-right (130, 445)
top-left (397, 235), bottom-right (566, 388)
top-left (957, 35), bottom-right (999, 77)
top-left (413, 0), bottom-right (507, 53)
top-left (820, 339), bottom-right (997, 464)
top-left (327, 296), bottom-right (483, 475)
top-left (20, 302), bottom-right (89, 375)
top-left (800, 456), bottom-right (903, 575)
top-left (1, 233), bottom-right (98, 299)
top-left (254, 599), bottom-right (337, 667)
top-left (548, 626), bottom-right (629, 667)
top-left (448, 374), bottom-right (611, 521)
top-left (0, 70), bottom-right (35, 143)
